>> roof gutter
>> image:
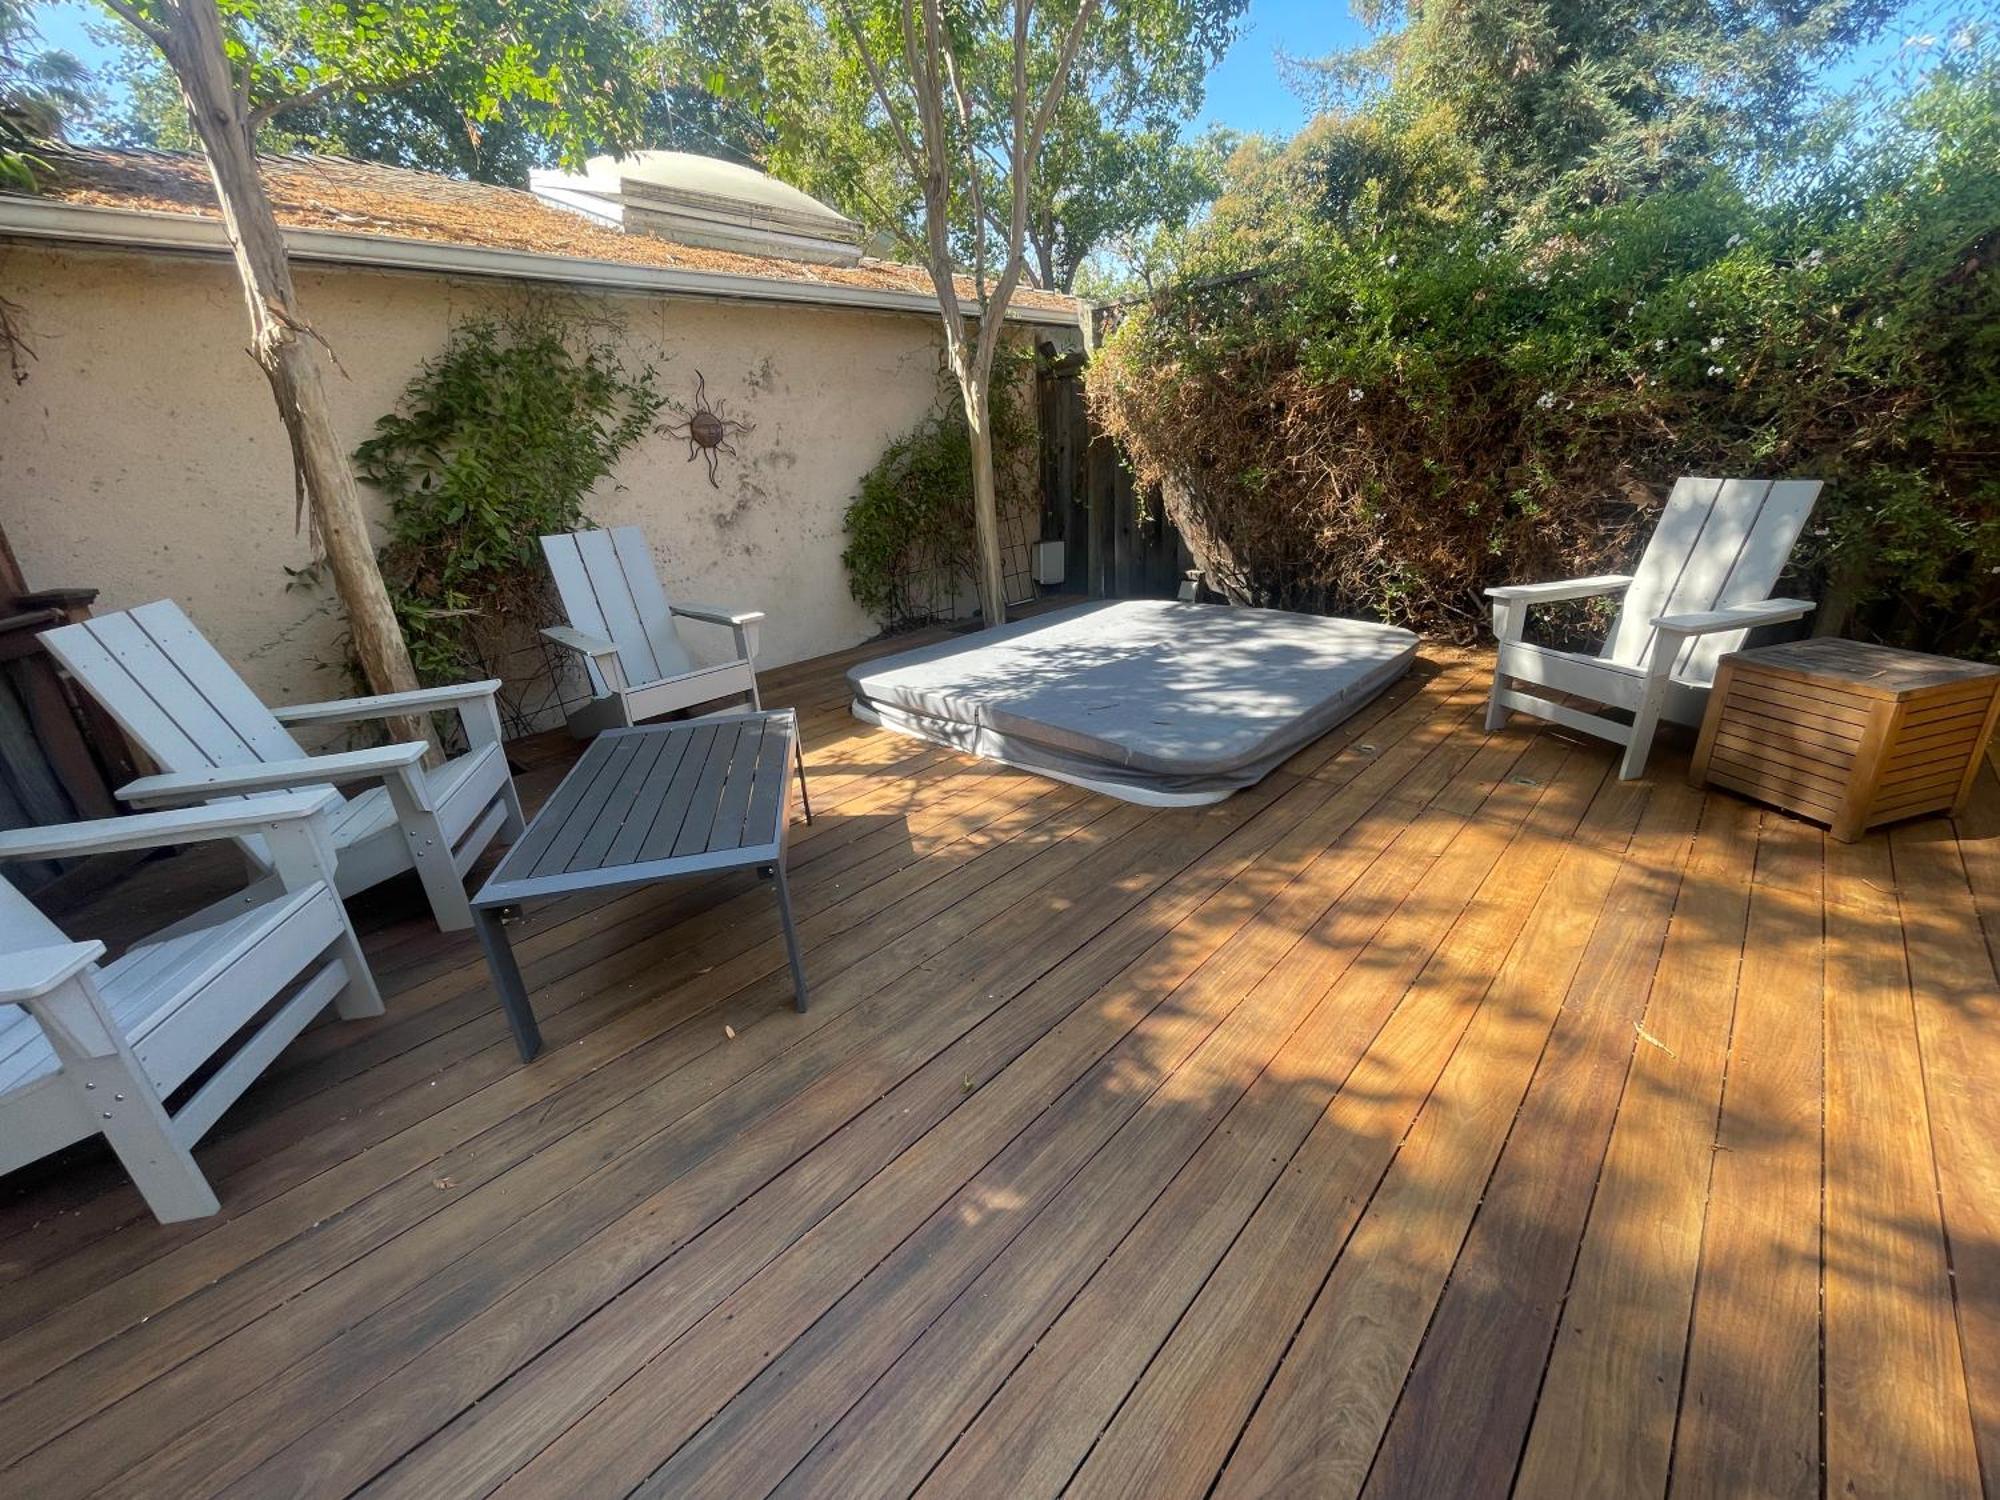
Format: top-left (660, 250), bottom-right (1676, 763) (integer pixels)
top-left (0, 195), bottom-right (1082, 328)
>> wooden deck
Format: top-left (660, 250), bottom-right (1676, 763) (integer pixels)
top-left (2, 634), bottom-right (1996, 1499)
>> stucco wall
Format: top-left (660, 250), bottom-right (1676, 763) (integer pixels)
top-left (0, 241), bottom-right (1068, 726)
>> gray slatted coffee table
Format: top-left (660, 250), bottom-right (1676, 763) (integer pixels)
top-left (471, 710), bottom-right (811, 1062)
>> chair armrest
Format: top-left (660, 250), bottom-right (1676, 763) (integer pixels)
top-left (1653, 598), bottom-right (1817, 635)
top-left (0, 789), bottom-right (342, 862)
top-left (671, 603), bottom-right (767, 629)
top-left (1485, 575), bottom-right (1635, 604)
top-left (272, 680), bottom-right (502, 726)
top-left (0, 941), bottom-right (108, 1003)
top-left (118, 744), bottom-right (426, 807)
top-left (541, 625), bottom-right (620, 662)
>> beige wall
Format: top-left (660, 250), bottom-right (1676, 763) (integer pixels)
top-left (0, 241), bottom-right (1070, 727)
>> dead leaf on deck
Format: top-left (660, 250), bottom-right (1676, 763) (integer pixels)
top-left (724, 1024), bottom-right (737, 1040)
top-left (432, 1177), bottom-right (457, 1190)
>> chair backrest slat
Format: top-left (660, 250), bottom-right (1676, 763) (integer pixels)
top-left (542, 527), bottom-right (693, 692)
top-left (1675, 478), bottom-right (1822, 684)
top-left (1600, 477), bottom-right (1821, 684)
top-left (42, 601), bottom-right (308, 775)
top-left (610, 527), bottom-right (694, 679)
top-left (0, 878), bottom-right (66, 951)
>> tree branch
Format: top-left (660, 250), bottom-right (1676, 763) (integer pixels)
top-left (833, 3), bottom-right (926, 186)
top-left (248, 69), bottom-right (428, 129)
top-left (940, 40), bottom-right (987, 307)
top-left (96, 0), bottom-right (172, 49)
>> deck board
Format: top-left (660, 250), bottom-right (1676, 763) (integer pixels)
top-left (0, 637), bottom-right (1993, 1499)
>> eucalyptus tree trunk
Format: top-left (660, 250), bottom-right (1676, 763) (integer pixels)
top-left (154, 0), bottom-right (425, 732)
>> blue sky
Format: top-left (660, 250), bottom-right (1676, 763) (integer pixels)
top-left (30, 0), bottom-right (1977, 149)
top-left (1191, 0), bottom-right (1372, 139)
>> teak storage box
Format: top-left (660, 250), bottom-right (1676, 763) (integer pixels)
top-left (1690, 637), bottom-right (2000, 842)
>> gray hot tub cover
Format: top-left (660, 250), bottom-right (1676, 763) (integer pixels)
top-left (848, 600), bottom-right (1418, 805)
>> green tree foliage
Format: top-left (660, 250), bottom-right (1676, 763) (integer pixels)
top-left (1093, 26), bottom-right (2000, 659)
top-left (649, 0), bottom-right (910, 229)
top-left (87, 0), bottom-right (651, 182)
top-left (1289, 0), bottom-right (1909, 222)
top-left (1, 0), bottom-right (88, 190)
top-left (355, 306), bottom-right (666, 688)
top-left (657, 0), bottom-right (1244, 291)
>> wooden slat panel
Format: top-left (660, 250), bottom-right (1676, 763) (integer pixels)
top-left (1902, 701), bottom-right (1996, 734)
top-left (1513, 796), bottom-right (1757, 1497)
top-left (1671, 815), bottom-right (1824, 1499)
top-left (1706, 748), bottom-right (1848, 805)
top-left (1728, 677), bottom-right (1877, 724)
top-left (1349, 784), bottom-right (1703, 1499)
top-left (1894, 823), bottom-right (2000, 1483)
top-left (777, 747), bottom-right (1594, 1500)
top-left (1713, 726), bottom-right (1851, 779)
top-left (1822, 835), bottom-right (1981, 1497)
top-left (1717, 705), bottom-right (1863, 752)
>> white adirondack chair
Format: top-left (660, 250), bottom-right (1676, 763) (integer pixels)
top-left (0, 790), bottom-right (381, 1223)
top-left (41, 600), bottom-right (525, 932)
top-left (1486, 476), bottom-right (1823, 779)
top-left (541, 526), bottom-right (767, 737)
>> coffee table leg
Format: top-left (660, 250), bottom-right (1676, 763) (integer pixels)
top-left (473, 905), bottom-right (543, 1061)
top-left (773, 862), bottom-right (809, 1012)
top-left (794, 735), bottom-right (813, 824)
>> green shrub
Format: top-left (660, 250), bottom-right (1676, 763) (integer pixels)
top-left (354, 305), bottom-right (664, 689)
top-left (1091, 44), bottom-right (2000, 659)
top-left (843, 357), bottom-right (1035, 630)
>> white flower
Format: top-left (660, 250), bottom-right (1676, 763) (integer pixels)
top-left (1348, 387), bottom-right (1365, 403)
top-left (1653, 338), bottom-right (1667, 352)
top-left (1811, 526), bottom-right (1830, 537)
top-left (1687, 299), bottom-right (1698, 310)
top-left (1536, 391), bottom-right (1557, 410)
top-left (1707, 364), bottom-right (1726, 377)
top-left (1708, 336), bottom-right (1725, 350)
top-left (1384, 253), bottom-right (1398, 268)
top-left (1873, 315), bottom-right (1887, 329)
top-left (1725, 234), bottom-right (1744, 249)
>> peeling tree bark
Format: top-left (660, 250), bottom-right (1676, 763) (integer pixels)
top-left (147, 0), bottom-right (426, 737)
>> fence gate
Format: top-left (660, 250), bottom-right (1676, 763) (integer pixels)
top-left (1037, 344), bottom-right (1189, 601)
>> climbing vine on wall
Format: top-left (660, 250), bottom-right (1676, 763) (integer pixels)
top-left (354, 304), bottom-right (665, 695)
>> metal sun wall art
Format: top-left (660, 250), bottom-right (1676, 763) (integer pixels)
top-left (661, 370), bottom-right (755, 488)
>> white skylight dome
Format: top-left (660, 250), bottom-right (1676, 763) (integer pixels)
top-left (529, 151), bottom-right (865, 266)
